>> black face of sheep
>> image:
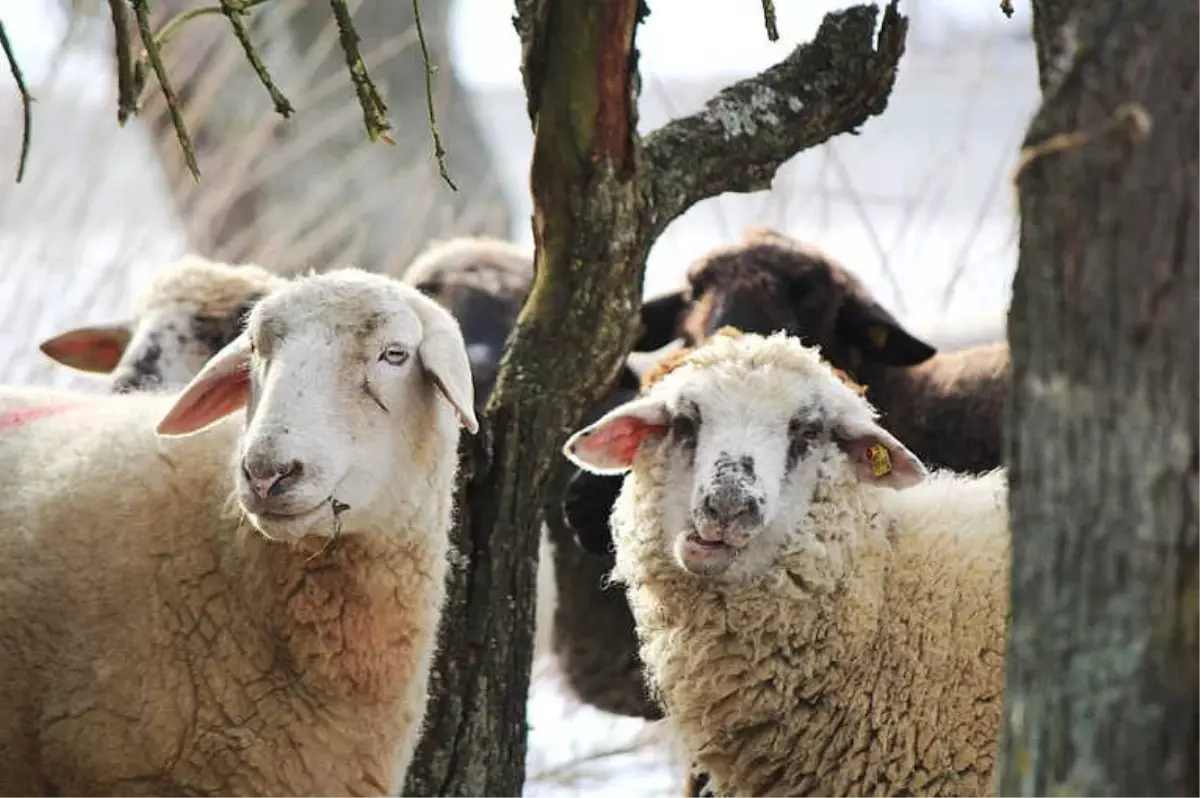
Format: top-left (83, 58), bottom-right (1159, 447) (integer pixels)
top-left (635, 227), bottom-right (937, 372)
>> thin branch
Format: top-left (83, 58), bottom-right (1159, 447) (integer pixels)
top-left (130, 0), bottom-right (201, 179)
top-left (643, 0), bottom-right (908, 224)
top-left (412, 0), bottom-right (456, 190)
top-left (328, 0), bottom-right (393, 143)
top-left (0, 20), bottom-right (32, 183)
top-left (219, 0), bottom-right (294, 117)
top-left (129, 0), bottom-right (275, 106)
top-left (152, 0), bottom-right (274, 51)
top-left (106, 0), bottom-right (137, 123)
top-left (761, 0), bottom-right (780, 41)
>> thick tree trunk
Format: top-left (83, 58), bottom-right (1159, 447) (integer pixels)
top-left (998, 1), bottom-right (1199, 794)
top-left (133, 0), bottom-right (510, 274)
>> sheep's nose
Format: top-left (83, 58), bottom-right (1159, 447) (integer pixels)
top-left (699, 487), bottom-right (761, 529)
top-left (242, 455), bottom-right (304, 499)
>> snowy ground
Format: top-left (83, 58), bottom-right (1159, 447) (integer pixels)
top-left (0, 0), bottom-right (1038, 792)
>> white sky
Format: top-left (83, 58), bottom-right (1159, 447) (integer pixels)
top-left (449, 0), bottom-right (1032, 87)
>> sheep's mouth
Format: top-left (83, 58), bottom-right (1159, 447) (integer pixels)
top-left (685, 530), bottom-right (735, 552)
top-left (254, 495), bottom-right (332, 522)
top-left (676, 527), bottom-right (744, 576)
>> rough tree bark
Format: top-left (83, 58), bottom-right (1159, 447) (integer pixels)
top-left (403, 1), bottom-right (909, 795)
top-left (998, 0), bottom-right (1199, 794)
top-left (1027, 0), bottom-right (1078, 94)
top-left (129, 0), bottom-right (510, 274)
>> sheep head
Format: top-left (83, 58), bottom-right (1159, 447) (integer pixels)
top-left (563, 332), bottom-right (927, 580)
top-left (37, 255), bottom-right (280, 394)
top-left (154, 268), bottom-right (478, 542)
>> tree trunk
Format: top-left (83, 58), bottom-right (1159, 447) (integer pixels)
top-left (132, 0), bottom-right (510, 275)
top-left (401, 1), bottom-right (909, 794)
top-left (998, 0), bottom-right (1199, 794)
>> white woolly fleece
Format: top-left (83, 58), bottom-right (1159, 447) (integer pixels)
top-left (605, 332), bottom-right (1011, 797)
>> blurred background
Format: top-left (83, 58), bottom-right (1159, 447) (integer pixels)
top-left (0, 0), bottom-right (1038, 792)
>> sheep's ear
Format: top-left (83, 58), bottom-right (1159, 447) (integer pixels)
top-left (563, 396), bottom-right (668, 475)
top-left (156, 335), bottom-right (251, 437)
top-left (38, 323), bottom-right (132, 373)
top-left (634, 290), bottom-right (687, 352)
top-left (419, 324), bottom-right (479, 435)
top-left (836, 294), bottom-right (936, 366)
top-left (835, 417), bottom-right (927, 490)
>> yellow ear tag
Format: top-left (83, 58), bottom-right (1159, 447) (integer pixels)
top-left (867, 325), bottom-right (890, 350)
top-left (867, 443), bottom-right (892, 478)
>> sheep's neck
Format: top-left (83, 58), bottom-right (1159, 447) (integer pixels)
top-left (227, 528), bottom-right (443, 707)
top-left (639, 506), bottom-right (893, 796)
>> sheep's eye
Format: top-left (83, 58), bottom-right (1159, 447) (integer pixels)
top-left (788, 417), bottom-right (817, 442)
top-left (381, 345), bottom-right (410, 366)
top-left (671, 414), bottom-right (697, 444)
top-left (787, 417), bottom-right (819, 468)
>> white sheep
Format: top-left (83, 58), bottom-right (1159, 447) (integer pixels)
top-left (0, 267), bottom-right (477, 796)
top-left (563, 330), bottom-right (1009, 797)
top-left (38, 253), bottom-right (285, 393)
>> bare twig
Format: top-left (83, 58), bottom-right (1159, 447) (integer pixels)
top-left (412, 0), bottom-right (456, 190)
top-left (219, 0), bottom-right (294, 117)
top-left (328, 0), bottom-right (393, 143)
top-left (130, 0), bottom-right (200, 179)
top-left (644, 0), bottom-right (908, 224)
top-left (129, 0), bottom-right (275, 106)
top-left (0, 20), bottom-right (32, 183)
top-left (761, 0), bottom-right (780, 41)
top-left (106, 0), bottom-right (138, 123)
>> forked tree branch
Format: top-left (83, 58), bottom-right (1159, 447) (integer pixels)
top-left (643, 0), bottom-right (907, 225)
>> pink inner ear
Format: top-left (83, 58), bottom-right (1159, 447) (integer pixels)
top-left (575, 416), bottom-right (668, 468)
top-left (157, 369), bottom-right (250, 435)
top-left (41, 331), bottom-right (126, 372)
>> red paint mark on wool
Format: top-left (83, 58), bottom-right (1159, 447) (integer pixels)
top-left (0, 404), bottom-right (77, 431)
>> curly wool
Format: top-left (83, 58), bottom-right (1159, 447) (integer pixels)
top-left (608, 337), bottom-right (1010, 797)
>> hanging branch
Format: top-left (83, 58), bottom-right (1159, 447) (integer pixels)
top-left (0, 20), bottom-right (32, 183)
top-left (412, 0), bottom-right (456, 189)
top-left (761, 0), bottom-right (780, 41)
top-left (219, 0), bottom-right (294, 117)
top-left (129, 0), bottom-right (200, 178)
top-left (106, 0), bottom-right (138, 124)
top-left (328, 0), bottom-right (394, 144)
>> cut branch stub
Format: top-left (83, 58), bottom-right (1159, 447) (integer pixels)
top-left (643, 0), bottom-right (907, 224)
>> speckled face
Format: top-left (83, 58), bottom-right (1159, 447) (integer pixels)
top-left (563, 333), bottom-right (930, 582)
top-left (650, 371), bottom-right (833, 580)
top-left (110, 299), bottom-right (259, 394)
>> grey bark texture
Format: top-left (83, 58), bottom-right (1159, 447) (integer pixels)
top-left (998, 0), bottom-right (1199, 794)
top-left (134, 0), bottom-right (510, 275)
top-left (1028, 0), bottom-right (1078, 93)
